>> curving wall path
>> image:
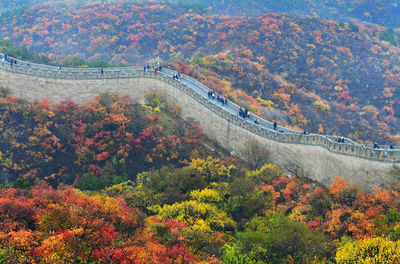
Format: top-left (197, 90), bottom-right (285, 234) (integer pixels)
top-left (0, 56), bottom-right (399, 190)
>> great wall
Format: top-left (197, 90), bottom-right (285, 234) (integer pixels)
top-left (0, 56), bottom-right (399, 190)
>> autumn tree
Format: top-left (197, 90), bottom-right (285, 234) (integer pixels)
top-left (336, 237), bottom-right (400, 264)
top-left (240, 139), bottom-right (271, 170)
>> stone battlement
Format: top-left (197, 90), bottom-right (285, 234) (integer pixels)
top-left (0, 55), bottom-right (398, 189)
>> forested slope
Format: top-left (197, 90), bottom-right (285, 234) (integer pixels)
top-left (175, 0), bottom-right (400, 28)
top-left (2, 87), bottom-right (400, 262)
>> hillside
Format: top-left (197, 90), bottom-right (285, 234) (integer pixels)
top-left (2, 90), bottom-right (400, 262)
top-left (0, 88), bottom-right (206, 188)
top-left (3, 0), bottom-right (400, 28)
top-left (1, 1), bottom-right (400, 144)
top-left (1, 87), bottom-right (400, 261)
top-left (181, 0), bottom-right (400, 28)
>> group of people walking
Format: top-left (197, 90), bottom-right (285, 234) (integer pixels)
top-left (208, 91), bottom-right (228, 106)
top-left (337, 137), bottom-right (395, 151)
top-left (337, 137), bottom-right (345, 143)
top-left (173, 72), bottom-right (181, 80)
top-left (217, 95), bottom-right (228, 106)
top-left (1, 54), bottom-right (17, 67)
top-left (239, 108), bottom-right (249, 119)
top-left (207, 88), bottom-right (263, 126)
top-left (143, 65), bottom-right (163, 74)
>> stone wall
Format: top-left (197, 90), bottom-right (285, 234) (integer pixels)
top-left (0, 60), bottom-right (398, 190)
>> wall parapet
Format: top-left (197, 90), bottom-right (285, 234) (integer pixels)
top-left (0, 54), bottom-right (399, 164)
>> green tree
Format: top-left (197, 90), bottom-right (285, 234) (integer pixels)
top-left (221, 212), bottom-right (335, 263)
top-left (106, 167), bottom-right (207, 214)
top-left (12, 178), bottom-right (31, 189)
top-left (0, 39), bottom-right (52, 64)
top-left (77, 173), bottom-right (109, 191)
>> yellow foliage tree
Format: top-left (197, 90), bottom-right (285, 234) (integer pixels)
top-left (336, 236), bottom-right (400, 264)
top-left (189, 156), bottom-right (233, 181)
